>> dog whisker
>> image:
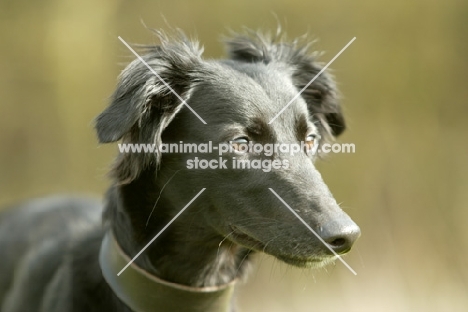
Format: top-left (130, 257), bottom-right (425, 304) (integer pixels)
top-left (145, 169), bottom-right (180, 227)
top-left (217, 231), bottom-right (235, 259)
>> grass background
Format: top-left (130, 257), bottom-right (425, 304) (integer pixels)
top-left (1, 0), bottom-right (467, 311)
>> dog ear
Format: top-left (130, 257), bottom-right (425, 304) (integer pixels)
top-left (289, 57), bottom-right (345, 137)
top-left (96, 35), bottom-right (203, 143)
top-left (225, 31), bottom-right (345, 137)
top-left (95, 33), bottom-right (203, 182)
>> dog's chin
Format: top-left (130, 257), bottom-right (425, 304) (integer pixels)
top-left (229, 226), bottom-right (336, 269)
top-left (276, 254), bottom-right (336, 269)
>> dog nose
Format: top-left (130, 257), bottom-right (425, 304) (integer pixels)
top-left (321, 221), bottom-right (361, 255)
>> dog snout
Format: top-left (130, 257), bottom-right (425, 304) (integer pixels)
top-left (320, 217), bottom-right (361, 255)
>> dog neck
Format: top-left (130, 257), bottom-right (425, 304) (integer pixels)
top-left (99, 231), bottom-right (236, 312)
top-left (103, 169), bottom-right (252, 289)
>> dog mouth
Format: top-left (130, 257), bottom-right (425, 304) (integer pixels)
top-left (276, 254), bottom-right (334, 268)
top-left (229, 225), bottom-right (266, 250)
top-left (229, 225), bottom-right (333, 268)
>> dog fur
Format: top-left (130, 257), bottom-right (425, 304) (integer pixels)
top-left (0, 29), bottom-right (360, 312)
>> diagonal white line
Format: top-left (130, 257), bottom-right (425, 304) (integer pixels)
top-left (268, 37), bottom-right (356, 124)
top-left (117, 188), bottom-right (206, 276)
top-left (268, 188), bottom-right (357, 275)
top-left (118, 36), bottom-right (207, 125)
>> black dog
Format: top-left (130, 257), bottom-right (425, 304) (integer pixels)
top-left (0, 29), bottom-right (360, 312)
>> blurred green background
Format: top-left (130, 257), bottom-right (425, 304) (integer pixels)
top-left (1, 0), bottom-right (467, 311)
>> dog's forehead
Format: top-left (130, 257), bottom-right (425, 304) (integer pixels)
top-left (192, 61), bottom-right (311, 123)
top-left (178, 62), bottom-right (319, 143)
top-left (222, 61), bottom-right (300, 103)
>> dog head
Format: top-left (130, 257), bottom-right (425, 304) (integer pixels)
top-left (96, 29), bottom-right (359, 269)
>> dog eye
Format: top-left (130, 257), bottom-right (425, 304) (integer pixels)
top-left (230, 137), bottom-right (250, 153)
top-left (305, 134), bottom-right (319, 154)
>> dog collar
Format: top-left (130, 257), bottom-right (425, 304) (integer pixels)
top-left (99, 232), bottom-right (236, 312)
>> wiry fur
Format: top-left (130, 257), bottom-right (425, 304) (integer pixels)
top-left (224, 29), bottom-right (345, 139)
top-left (0, 28), bottom-right (359, 312)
